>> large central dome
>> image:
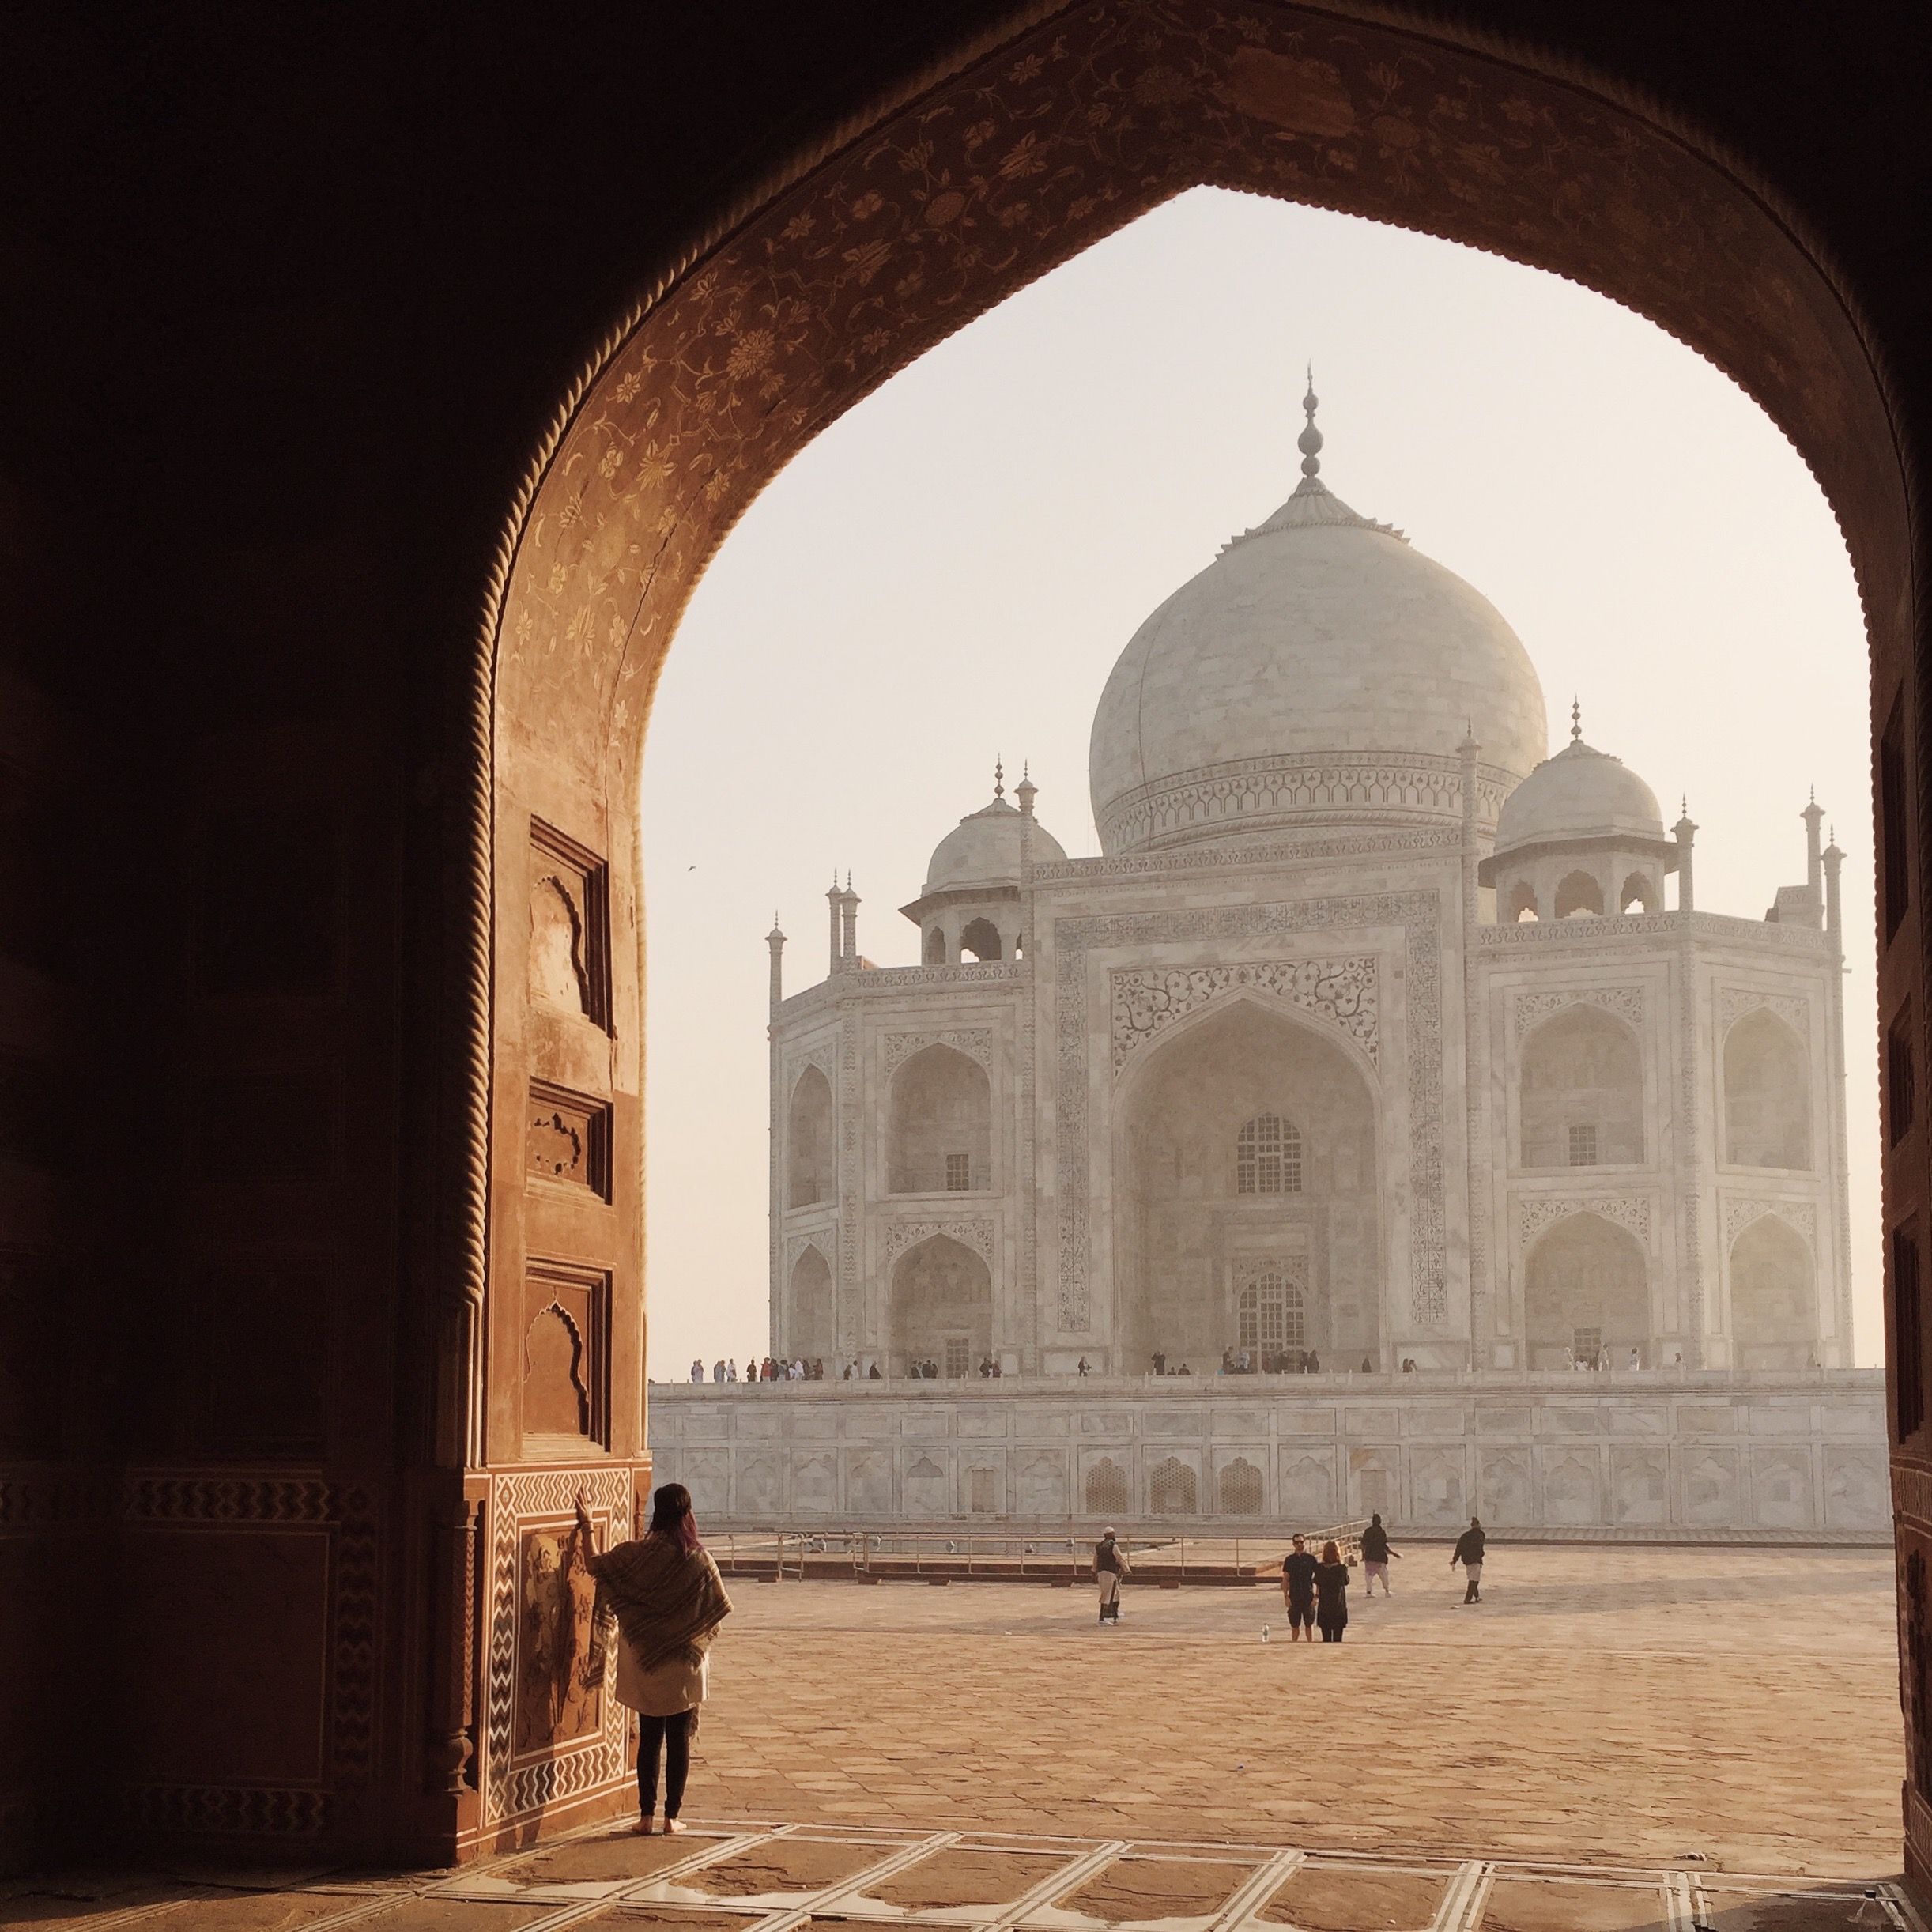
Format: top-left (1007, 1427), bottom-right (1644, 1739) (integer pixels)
top-left (1089, 405), bottom-right (1547, 855)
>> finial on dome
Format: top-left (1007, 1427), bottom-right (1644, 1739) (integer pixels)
top-left (1570, 698), bottom-right (1582, 743)
top-left (1297, 364), bottom-right (1323, 480)
top-left (994, 757), bottom-right (1005, 800)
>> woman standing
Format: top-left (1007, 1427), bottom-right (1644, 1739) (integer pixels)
top-left (576, 1484), bottom-right (734, 1835)
top-left (1313, 1539), bottom-right (1353, 1643)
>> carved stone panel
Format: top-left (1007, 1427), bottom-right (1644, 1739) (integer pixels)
top-left (1512, 987), bottom-right (1645, 1041)
top-left (530, 820), bottom-right (611, 1029)
top-left (1109, 957), bottom-right (1379, 1073)
top-left (526, 1081), bottom-right (613, 1201)
top-left (523, 1259), bottom-right (611, 1451)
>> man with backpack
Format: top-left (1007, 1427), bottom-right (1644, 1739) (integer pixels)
top-left (1451, 1517), bottom-right (1486, 1603)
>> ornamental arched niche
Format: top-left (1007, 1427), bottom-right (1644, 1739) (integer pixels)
top-left (465, 0), bottom-right (1906, 1453)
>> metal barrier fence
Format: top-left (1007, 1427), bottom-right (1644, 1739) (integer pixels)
top-left (704, 1522), bottom-right (1369, 1581)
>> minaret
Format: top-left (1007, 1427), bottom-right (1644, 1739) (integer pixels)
top-left (1674, 798), bottom-right (1697, 912)
top-left (1015, 763), bottom-right (1037, 955)
top-left (1458, 724), bottom-right (1486, 1368)
top-left (826, 874), bottom-right (843, 975)
top-left (1803, 789), bottom-right (1826, 900)
top-left (840, 873), bottom-right (859, 964)
top-left (767, 914), bottom-right (786, 1012)
top-left (1824, 825), bottom-right (1844, 941)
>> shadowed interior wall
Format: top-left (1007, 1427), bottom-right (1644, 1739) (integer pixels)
top-left (788, 1066), bottom-right (836, 1208)
top-left (788, 1246), bottom-right (834, 1361)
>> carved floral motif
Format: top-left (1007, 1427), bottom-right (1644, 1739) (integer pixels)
top-left (1512, 986), bottom-right (1644, 1041)
top-left (1109, 957), bottom-right (1379, 1073)
top-left (885, 1028), bottom-right (993, 1075)
top-left (1719, 987), bottom-right (1810, 1039)
top-left (1518, 1195), bottom-right (1653, 1247)
top-left (883, 1219), bottom-right (996, 1266)
top-left (1722, 1197), bottom-right (1817, 1250)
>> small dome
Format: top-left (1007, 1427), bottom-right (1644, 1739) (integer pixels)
top-left (1492, 733), bottom-right (1666, 857)
top-left (923, 793), bottom-right (1066, 893)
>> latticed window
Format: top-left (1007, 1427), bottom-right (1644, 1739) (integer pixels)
top-left (1568, 1123), bottom-right (1599, 1167)
top-left (944, 1335), bottom-right (971, 1378)
top-left (945, 1151), bottom-right (971, 1191)
top-left (1573, 1325), bottom-right (1602, 1364)
top-left (1149, 1457), bottom-right (1198, 1515)
top-left (1085, 1458), bottom-right (1130, 1515)
top-left (1218, 1458), bottom-right (1263, 1515)
top-left (1236, 1114), bottom-right (1302, 1194)
top-left (1237, 1271), bottom-right (1305, 1350)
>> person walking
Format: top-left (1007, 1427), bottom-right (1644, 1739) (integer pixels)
top-left (1094, 1526), bottom-right (1130, 1624)
top-left (1360, 1513), bottom-right (1400, 1596)
top-left (1451, 1516), bottom-right (1486, 1603)
top-left (1281, 1534), bottom-right (1318, 1641)
top-left (577, 1482), bottom-right (733, 1836)
top-left (1313, 1539), bottom-right (1353, 1642)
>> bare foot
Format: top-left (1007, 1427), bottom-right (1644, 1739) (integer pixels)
top-left (664, 1817), bottom-right (689, 1835)
top-left (632, 1817), bottom-right (655, 1835)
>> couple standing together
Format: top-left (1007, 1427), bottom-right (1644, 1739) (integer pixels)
top-left (1278, 1514), bottom-right (1396, 1642)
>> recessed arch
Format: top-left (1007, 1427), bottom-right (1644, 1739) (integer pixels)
top-left (1119, 994), bottom-right (1378, 1374)
top-left (889, 1233), bottom-right (991, 1376)
top-left (1620, 872), bottom-right (1656, 913)
top-left (1724, 1007), bottom-right (1813, 1170)
top-left (787, 1063), bottom-right (835, 1208)
top-left (1554, 870), bottom-right (1606, 919)
top-left (889, 1042), bottom-right (991, 1194)
top-left (787, 1243), bottom-right (834, 1361)
top-left (1524, 1212), bottom-right (1651, 1368)
top-left (1507, 881), bottom-right (1539, 923)
top-left (1728, 1213), bottom-right (1817, 1369)
top-left (958, 916), bottom-right (1002, 962)
top-left (1519, 1004), bottom-right (1645, 1169)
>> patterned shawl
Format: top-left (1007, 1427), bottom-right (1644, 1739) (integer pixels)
top-left (586, 1533), bottom-right (734, 1677)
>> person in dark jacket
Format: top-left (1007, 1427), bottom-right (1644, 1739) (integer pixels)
top-left (1451, 1517), bottom-right (1486, 1602)
top-left (1313, 1539), bottom-right (1353, 1641)
top-left (1281, 1534), bottom-right (1319, 1640)
top-left (1095, 1528), bottom-right (1130, 1624)
top-left (1360, 1513), bottom-right (1400, 1596)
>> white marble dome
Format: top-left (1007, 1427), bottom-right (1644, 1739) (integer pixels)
top-left (1089, 473), bottom-right (1548, 854)
top-left (923, 791), bottom-right (1066, 892)
top-left (1492, 730), bottom-right (1667, 857)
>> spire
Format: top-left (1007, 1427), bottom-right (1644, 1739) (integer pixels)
top-left (1297, 364), bottom-right (1323, 480)
top-left (993, 757), bottom-right (1004, 801)
top-left (1570, 698), bottom-right (1583, 743)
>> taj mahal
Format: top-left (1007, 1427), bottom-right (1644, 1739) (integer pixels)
top-left (650, 387), bottom-right (1886, 1534)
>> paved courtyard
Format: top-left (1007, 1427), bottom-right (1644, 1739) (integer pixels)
top-left (696, 1545), bottom-right (1901, 1876)
top-left (2, 1548), bottom-right (1911, 1930)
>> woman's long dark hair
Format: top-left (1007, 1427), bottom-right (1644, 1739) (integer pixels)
top-left (649, 1481), bottom-right (702, 1553)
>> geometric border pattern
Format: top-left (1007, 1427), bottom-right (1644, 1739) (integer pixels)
top-left (483, 1463), bottom-right (635, 1827)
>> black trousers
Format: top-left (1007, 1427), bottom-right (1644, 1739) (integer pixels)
top-left (637, 1708), bottom-right (695, 1817)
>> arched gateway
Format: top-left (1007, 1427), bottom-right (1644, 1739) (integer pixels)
top-left (15, 0), bottom-right (1896, 1885)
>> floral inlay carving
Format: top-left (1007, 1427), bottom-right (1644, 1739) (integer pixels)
top-left (1722, 1197), bottom-right (1817, 1250)
top-left (1513, 986), bottom-right (1644, 1041)
top-left (1518, 1196), bottom-right (1652, 1247)
top-left (1110, 957), bottom-right (1379, 1074)
top-left (885, 1028), bottom-right (994, 1075)
top-left (1718, 987), bottom-right (1810, 1039)
top-left (883, 1219), bottom-right (995, 1266)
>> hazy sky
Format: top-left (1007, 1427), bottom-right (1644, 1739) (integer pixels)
top-left (639, 186), bottom-right (1875, 1378)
